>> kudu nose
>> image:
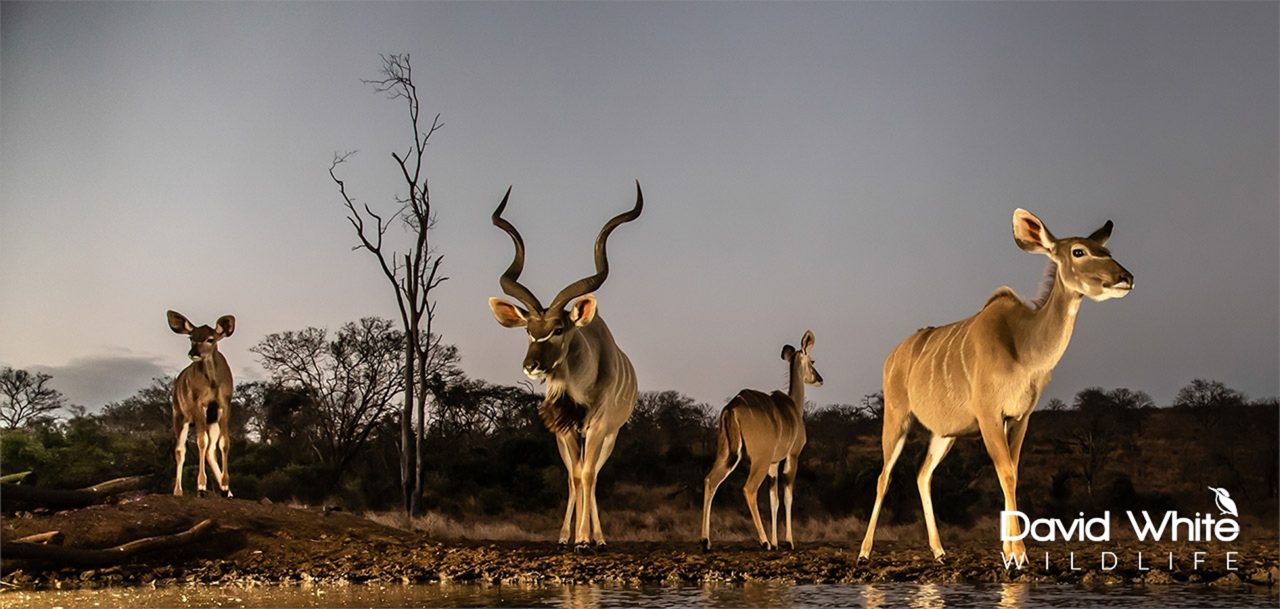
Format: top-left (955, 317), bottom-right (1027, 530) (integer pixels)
top-left (523, 359), bottom-right (543, 377)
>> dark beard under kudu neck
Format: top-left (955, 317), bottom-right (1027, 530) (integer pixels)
top-left (540, 389), bottom-right (587, 434)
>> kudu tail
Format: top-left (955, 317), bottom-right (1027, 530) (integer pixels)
top-left (715, 401), bottom-right (744, 467)
top-left (702, 398), bottom-right (747, 549)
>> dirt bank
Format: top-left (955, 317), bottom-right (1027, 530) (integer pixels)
top-left (1, 495), bottom-right (1276, 590)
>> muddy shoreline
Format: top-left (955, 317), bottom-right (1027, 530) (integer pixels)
top-left (1, 496), bottom-right (1276, 591)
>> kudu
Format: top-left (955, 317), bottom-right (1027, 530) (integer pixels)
top-left (701, 330), bottom-right (823, 551)
top-left (488, 182), bottom-right (642, 550)
top-left (857, 209), bottom-right (1133, 564)
top-left (167, 310), bottom-right (236, 498)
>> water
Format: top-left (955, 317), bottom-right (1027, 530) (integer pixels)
top-left (3, 582), bottom-right (1276, 609)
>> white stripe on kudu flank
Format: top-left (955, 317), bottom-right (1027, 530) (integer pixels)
top-left (919, 330), bottom-right (937, 388)
top-left (957, 323), bottom-right (973, 387)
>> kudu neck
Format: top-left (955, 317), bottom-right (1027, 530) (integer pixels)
top-left (787, 358), bottom-right (806, 413)
top-left (194, 352), bottom-right (225, 382)
top-left (1023, 271), bottom-right (1083, 369)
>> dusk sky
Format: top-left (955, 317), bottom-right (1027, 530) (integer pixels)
top-left (1, 2), bottom-right (1276, 412)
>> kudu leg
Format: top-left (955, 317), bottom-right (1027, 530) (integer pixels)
top-left (917, 434), bottom-right (956, 562)
top-left (701, 433), bottom-right (742, 550)
top-left (218, 417), bottom-right (232, 496)
top-left (173, 421), bottom-right (190, 496)
top-left (782, 455), bottom-right (798, 550)
top-left (195, 427), bottom-right (210, 495)
top-left (979, 414), bottom-right (1026, 562)
top-left (1006, 414), bottom-right (1032, 469)
top-left (217, 424), bottom-right (232, 496)
top-left (742, 461), bottom-right (771, 549)
top-left (204, 426), bottom-right (225, 491)
top-left (554, 432), bottom-right (582, 546)
top-left (857, 417), bottom-right (909, 561)
top-left (767, 463), bottom-right (780, 550)
top-left (574, 430), bottom-right (610, 550)
top-left (587, 433), bottom-right (618, 546)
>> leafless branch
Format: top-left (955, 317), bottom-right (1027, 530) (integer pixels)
top-left (330, 53), bottom-right (448, 516)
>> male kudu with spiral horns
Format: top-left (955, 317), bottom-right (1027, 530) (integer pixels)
top-left (858, 209), bottom-right (1133, 565)
top-left (488, 182), bottom-right (642, 551)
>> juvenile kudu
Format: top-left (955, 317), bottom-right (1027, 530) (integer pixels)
top-left (488, 183), bottom-right (642, 550)
top-left (167, 310), bottom-right (236, 498)
top-left (858, 209), bottom-right (1133, 564)
top-left (701, 330), bottom-right (823, 551)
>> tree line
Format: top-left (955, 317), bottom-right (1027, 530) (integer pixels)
top-left (3, 54), bottom-right (1275, 530)
top-left (3, 321), bottom-right (1275, 529)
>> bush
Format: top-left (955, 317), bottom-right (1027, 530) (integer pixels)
top-left (0, 428), bottom-right (55, 477)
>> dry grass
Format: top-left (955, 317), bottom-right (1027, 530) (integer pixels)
top-left (364, 504), bottom-right (979, 546)
top-left (366, 510), bottom-right (552, 541)
top-left (361, 481), bottom-right (982, 546)
top-left (362, 482), bottom-right (1280, 545)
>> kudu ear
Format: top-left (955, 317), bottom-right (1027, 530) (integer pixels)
top-left (489, 297), bottom-right (529, 328)
top-left (801, 330), bottom-right (815, 354)
top-left (569, 294), bottom-right (598, 327)
top-left (1088, 220), bottom-right (1114, 245)
top-left (781, 344), bottom-right (796, 361)
top-left (167, 310), bottom-right (194, 335)
top-left (215, 315), bottom-right (236, 339)
top-left (1012, 208), bottom-right (1055, 254)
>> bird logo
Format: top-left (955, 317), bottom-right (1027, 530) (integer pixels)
top-left (1208, 487), bottom-right (1238, 517)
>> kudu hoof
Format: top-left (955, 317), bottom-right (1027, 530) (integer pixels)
top-left (700, 538), bottom-right (711, 553)
top-left (783, 541), bottom-right (795, 552)
top-left (558, 541), bottom-right (571, 552)
top-left (197, 489), bottom-right (208, 498)
top-left (856, 555), bottom-right (870, 566)
top-left (593, 541), bottom-right (608, 553)
top-left (758, 541), bottom-right (773, 551)
top-left (573, 543), bottom-right (594, 555)
top-left (934, 553), bottom-right (947, 565)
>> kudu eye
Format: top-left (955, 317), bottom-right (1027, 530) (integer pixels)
top-left (1072, 248), bottom-right (1086, 258)
top-left (552, 327), bottom-right (564, 336)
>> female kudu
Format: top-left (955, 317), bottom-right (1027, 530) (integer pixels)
top-left (858, 209), bottom-right (1133, 564)
top-left (488, 183), bottom-right (642, 551)
top-left (701, 330), bottom-right (823, 551)
top-left (167, 310), bottom-right (236, 498)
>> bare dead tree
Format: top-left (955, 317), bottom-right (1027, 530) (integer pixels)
top-left (0, 367), bottom-right (67, 428)
top-left (329, 54), bottom-right (447, 516)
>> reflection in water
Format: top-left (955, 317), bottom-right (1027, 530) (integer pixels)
top-left (558, 585), bottom-right (600, 609)
top-left (862, 583), bottom-right (886, 609)
top-left (1, 581), bottom-right (1276, 609)
top-left (910, 583), bottom-right (945, 609)
top-left (999, 583), bottom-right (1029, 609)
top-left (739, 581), bottom-right (793, 608)
top-left (695, 581), bottom-right (793, 608)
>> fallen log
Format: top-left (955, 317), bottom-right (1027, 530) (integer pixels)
top-left (3, 519), bottom-right (215, 566)
top-left (0, 471), bottom-right (32, 485)
top-left (1, 475), bottom-right (151, 510)
top-left (12, 531), bottom-right (63, 545)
